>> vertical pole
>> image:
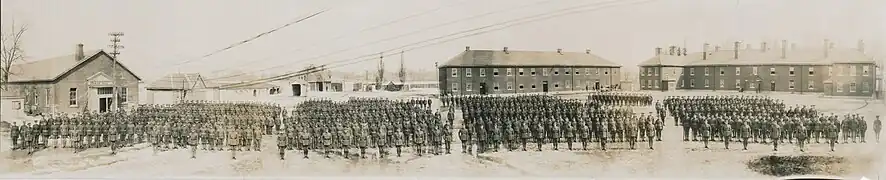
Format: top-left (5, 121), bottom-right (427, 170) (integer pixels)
top-left (108, 32), bottom-right (124, 111)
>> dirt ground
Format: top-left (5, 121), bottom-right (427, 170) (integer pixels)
top-left (1, 90), bottom-right (883, 178)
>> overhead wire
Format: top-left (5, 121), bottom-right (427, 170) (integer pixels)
top-left (219, 0), bottom-right (659, 89)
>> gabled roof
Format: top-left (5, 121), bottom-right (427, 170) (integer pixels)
top-left (440, 49), bottom-right (621, 68)
top-left (6, 50), bottom-right (142, 83)
top-left (146, 73), bottom-right (218, 90)
top-left (639, 47), bottom-right (874, 67)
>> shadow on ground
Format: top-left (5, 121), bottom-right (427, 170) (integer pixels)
top-left (746, 155), bottom-right (849, 177)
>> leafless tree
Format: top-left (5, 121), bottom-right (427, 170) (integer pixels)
top-left (0, 19), bottom-right (28, 90)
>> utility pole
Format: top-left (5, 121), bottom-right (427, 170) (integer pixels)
top-left (376, 52), bottom-right (385, 90)
top-left (398, 51), bottom-right (407, 85)
top-left (108, 32), bottom-right (124, 111)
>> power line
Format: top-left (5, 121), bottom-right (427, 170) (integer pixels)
top-left (206, 0), bottom-right (563, 76)
top-left (218, 0), bottom-right (657, 88)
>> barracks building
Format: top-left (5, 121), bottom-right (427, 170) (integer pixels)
top-left (438, 47), bottom-right (622, 95)
top-left (638, 40), bottom-right (879, 97)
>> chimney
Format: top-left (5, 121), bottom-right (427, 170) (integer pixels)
top-left (857, 40), bottom-right (865, 53)
top-left (585, 48), bottom-right (590, 54)
top-left (675, 47), bottom-right (682, 56)
top-left (655, 47), bottom-right (662, 56)
top-left (465, 46), bottom-right (470, 51)
top-left (702, 43), bottom-right (710, 60)
top-left (557, 48), bottom-right (563, 54)
top-left (781, 40), bottom-right (788, 59)
top-left (823, 39), bottom-right (830, 57)
top-left (75, 44), bottom-right (85, 61)
top-left (668, 46), bottom-right (676, 55)
top-left (761, 42), bottom-right (768, 52)
top-left (733, 41), bottom-right (741, 59)
top-left (682, 47), bottom-right (687, 56)
top-left (503, 47), bottom-right (509, 54)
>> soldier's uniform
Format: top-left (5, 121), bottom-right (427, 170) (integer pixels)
top-left (109, 123), bottom-right (119, 155)
top-left (827, 122), bottom-right (838, 151)
top-left (443, 124), bottom-right (452, 154)
top-left (395, 130), bottom-right (405, 157)
top-left (701, 121), bottom-right (711, 149)
top-left (645, 119), bottom-right (655, 150)
top-left (228, 126), bottom-right (240, 160)
top-left (625, 119), bottom-right (637, 150)
top-left (740, 121), bottom-right (751, 150)
top-left (796, 124), bottom-right (807, 152)
top-left (341, 128), bottom-right (352, 158)
top-left (322, 130), bottom-right (332, 158)
top-left (11, 123), bottom-right (20, 150)
top-left (771, 122), bottom-right (781, 151)
top-left (874, 116), bottom-right (881, 143)
top-left (459, 128), bottom-right (470, 153)
top-left (189, 128), bottom-right (199, 159)
top-left (300, 130), bottom-right (311, 159)
top-left (277, 131), bottom-right (287, 160)
top-left (722, 123), bottom-right (732, 149)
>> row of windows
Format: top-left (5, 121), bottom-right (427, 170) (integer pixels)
top-left (643, 65), bottom-right (872, 77)
top-left (671, 79), bottom-right (871, 92)
top-left (68, 87), bottom-right (128, 106)
top-left (451, 68), bottom-right (615, 78)
top-left (450, 81), bottom-right (602, 92)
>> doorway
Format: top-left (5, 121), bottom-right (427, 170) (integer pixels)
top-left (99, 97), bottom-right (112, 113)
top-left (594, 81), bottom-right (601, 90)
top-left (479, 83), bottom-right (488, 95)
top-left (317, 83), bottom-right (324, 92)
top-left (292, 84), bottom-right (302, 96)
top-left (542, 81), bottom-right (549, 93)
top-left (770, 81), bottom-right (776, 91)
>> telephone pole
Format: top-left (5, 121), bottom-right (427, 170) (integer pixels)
top-left (398, 51), bottom-right (406, 84)
top-left (376, 52), bottom-right (385, 90)
top-left (108, 32), bottom-right (124, 111)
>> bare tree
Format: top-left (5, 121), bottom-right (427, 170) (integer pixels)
top-left (0, 19), bottom-right (28, 90)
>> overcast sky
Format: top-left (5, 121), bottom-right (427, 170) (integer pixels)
top-left (1, 0), bottom-right (883, 82)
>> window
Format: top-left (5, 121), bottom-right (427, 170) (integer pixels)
top-left (13, 101), bottom-right (21, 110)
top-left (863, 82), bottom-right (870, 92)
top-left (451, 83), bottom-right (458, 91)
top-left (736, 68), bottom-right (741, 75)
top-left (735, 79), bottom-right (741, 89)
top-left (849, 83), bottom-right (856, 92)
top-left (770, 67), bottom-right (776, 75)
top-left (753, 67), bottom-right (758, 75)
top-left (451, 69), bottom-right (458, 77)
top-left (585, 68), bottom-right (591, 75)
top-left (680, 80), bottom-right (685, 87)
top-left (554, 82), bottom-right (560, 88)
top-left (575, 69), bottom-right (580, 75)
top-left (479, 69), bottom-right (486, 77)
top-left (719, 68), bottom-right (725, 75)
top-left (575, 81), bottom-right (581, 88)
top-left (506, 68), bottom-right (513, 76)
top-left (690, 80), bottom-right (696, 87)
top-left (604, 69), bottom-right (609, 75)
top-left (643, 68), bottom-right (648, 76)
top-left (808, 67), bottom-right (815, 76)
top-left (465, 69), bottom-right (472, 77)
top-left (704, 79), bottom-right (710, 87)
top-left (44, 89), bottom-right (50, 105)
top-left (839, 66), bottom-right (846, 76)
top-left (644, 80), bottom-right (649, 88)
top-left (492, 68), bottom-right (498, 76)
top-left (836, 83), bottom-right (843, 92)
top-left (98, 87), bottom-right (113, 95)
top-left (863, 66), bottom-right (870, 76)
top-left (719, 79), bottom-right (725, 88)
top-left (565, 68), bottom-right (570, 75)
top-left (543, 69), bottom-right (549, 76)
top-left (808, 80), bottom-right (814, 90)
top-left (789, 67), bottom-right (796, 76)
top-left (613, 69), bottom-right (618, 75)
top-left (749, 81), bottom-right (755, 89)
top-left (465, 83), bottom-right (472, 91)
top-left (531, 68), bottom-right (537, 76)
top-left (519, 68), bottom-right (525, 76)
top-left (595, 68), bottom-right (599, 75)
top-left (507, 82), bottom-right (513, 90)
top-left (690, 68), bottom-right (695, 76)
top-left (653, 68), bottom-right (659, 76)
top-left (565, 81), bottom-right (571, 88)
top-left (493, 82), bottom-right (500, 91)
top-left (519, 84), bottom-right (524, 90)
top-left (704, 67), bottom-right (710, 76)
top-left (120, 88), bottom-right (128, 103)
top-left (531, 84), bottom-right (536, 89)
top-left (849, 65), bottom-right (856, 76)
top-left (789, 80), bottom-right (795, 89)
top-left (654, 81), bottom-right (659, 88)
top-left (553, 68), bottom-right (559, 76)
top-left (828, 66), bottom-right (833, 76)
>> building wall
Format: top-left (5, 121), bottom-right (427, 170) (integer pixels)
top-left (640, 63), bottom-right (876, 97)
top-left (53, 54), bottom-right (141, 113)
top-left (440, 66), bottom-right (620, 95)
top-left (639, 66), bottom-right (684, 90)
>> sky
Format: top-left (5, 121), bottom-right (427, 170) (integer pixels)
top-left (1, 0), bottom-right (883, 83)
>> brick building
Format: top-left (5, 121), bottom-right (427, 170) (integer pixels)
top-left (1, 44), bottom-right (142, 114)
top-left (638, 40), bottom-right (878, 97)
top-left (438, 47), bottom-right (622, 95)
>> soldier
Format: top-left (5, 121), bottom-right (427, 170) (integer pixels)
top-left (858, 116), bottom-right (867, 143)
top-left (189, 126), bottom-right (199, 159)
top-left (22, 122), bottom-right (33, 154)
top-left (277, 131), bottom-right (287, 160)
top-left (796, 123), bottom-right (807, 152)
top-left (341, 127), bottom-right (352, 159)
top-left (645, 118), bottom-right (655, 150)
top-left (459, 127), bottom-right (470, 154)
top-left (579, 121), bottom-right (590, 151)
top-left (771, 121), bottom-right (781, 151)
top-left (550, 120), bottom-right (561, 151)
top-left (395, 129), bottom-right (405, 157)
top-left (11, 122), bottom-right (20, 150)
top-left (701, 120), bottom-right (711, 149)
top-left (322, 129), bottom-right (332, 158)
top-left (228, 124), bottom-right (240, 160)
top-left (599, 120), bottom-right (609, 151)
top-left (625, 118), bottom-right (637, 150)
top-left (443, 123), bottom-right (452, 154)
top-left (254, 124), bottom-right (263, 151)
top-left (300, 128), bottom-right (311, 159)
top-left (654, 115), bottom-right (664, 141)
top-left (201, 125), bottom-right (211, 150)
top-left (109, 122), bottom-right (119, 155)
top-left (564, 121), bottom-right (575, 150)
top-left (722, 123), bottom-right (732, 150)
top-left (740, 120), bottom-right (751, 151)
top-left (535, 122), bottom-right (545, 151)
top-left (874, 116), bottom-right (881, 143)
top-left (827, 121), bottom-right (838, 151)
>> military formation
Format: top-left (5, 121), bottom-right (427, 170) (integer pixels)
top-left (587, 92), bottom-right (654, 106)
top-left (275, 97), bottom-right (446, 160)
top-left (9, 110), bottom-right (143, 154)
top-left (665, 95), bottom-right (877, 152)
top-left (446, 94), bottom-right (664, 152)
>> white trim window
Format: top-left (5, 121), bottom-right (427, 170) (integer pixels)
top-left (839, 66), bottom-right (846, 76)
top-left (752, 67), bottom-right (758, 75)
top-left (565, 81), bottom-right (571, 88)
top-left (519, 84), bottom-right (524, 90)
top-left (862, 66), bottom-right (870, 76)
top-left (543, 69), bottom-right (550, 76)
top-left (69, 88), bottom-right (77, 106)
top-left (492, 68), bottom-right (498, 77)
top-left (653, 68), bottom-right (658, 76)
top-left (553, 68), bottom-right (559, 76)
top-left (507, 68), bottom-right (513, 76)
top-left (120, 88), bottom-right (128, 103)
top-left (690, 80), bottom-right (696, 88)
top-left (451, 69), bottom-right (458, 77)
top-left (44, 89), bottom-right (51, 106)
top-left (564, 68), bottom-right (571, 75)
top-left (465, 83), bottom-right (472, 92)
top-left (735, 79), bottom-right (741, 89)
top-left (836, 83), bottom-right (843, 92)
top-left (849, 83), bottom-right (856, 92)
top-left (479, 69), bottom-right (486, 77)
top-left (466, 69), bottom-right (472, 77)
top-left (519, 68), bottom-right (525, 76)
top-left (704, 79), bottom-right (710, 88)
top-left (554, 82), bottom-right (560, 89)
top-left (654, 81), bottom-right (659, 88)
top-left (451, 83), bottom-right (459, 92)
top-left (690, 68), bottom-right (695, 76)
top-left (749, 81), bottom-right (755, 89)
top-left (595, 68), bottom-right (599, 75)
top-left (585, 68), bottom-right (591, 76)
top-left (736, 68), bottom-right (741, 75)
top-left (574, 69), bottom-right (580, 75)
top-left (493, 82), bottom-right (500, 91)
top-left (680, 80), bottom-right (685, 87)
top-left (719, 79), bottom-right (725, 88)
top-left (770, 67), bottom-right (777, 76)
top-left (604, 69), bottom-right (609, 75)
top-left (788, 80), bottom-right (795, 90)
top-left (849, 65), bottom-right (857, 76)
top-left (808, 80), bottom-right (814, 90)
top-left (863, 82), bottom-right (870, 92)
top-left (507, 82), bottom-right (513, 90)
top-left (808, 67), bottom-right (815, 76)
top-left (575, 81), bottom-right (581, 88)
top-left (719, 68), bottom-right (725, 76)
top-left (531, 68), bottom-right (537, 76)
top-left (704, 67), bottom-right (710, 76)
top-left (828, 66), bottom-right (833, 76)
top-left (789, 67), bottom-right (796, 76)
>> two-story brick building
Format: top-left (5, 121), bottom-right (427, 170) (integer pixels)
top-left (438, 47), bottom-right (621, 95)
top-left (638, 40), bottom-right (878, 97)
top-left (1, 44), bottom-right (142, 114)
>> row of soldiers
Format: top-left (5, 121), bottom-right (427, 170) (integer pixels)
top-left (9, 110), bottom-right (142, 154)
top-left (588, 92), bottom-right (654, 106)
top-left (275, 98), bottom-right (451, 160)
top-left (452, 95), bottom-right (665, 153)
top-left (664, 95), bottom-right (883, 151)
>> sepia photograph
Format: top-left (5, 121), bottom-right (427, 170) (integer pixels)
top-left (0, 0), bottom-right (883, 179)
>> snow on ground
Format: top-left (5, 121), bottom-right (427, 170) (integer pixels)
top-left (1, 90), bottom-right (884, 178)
